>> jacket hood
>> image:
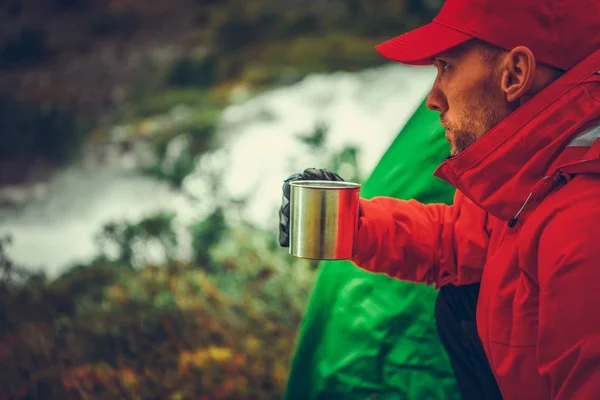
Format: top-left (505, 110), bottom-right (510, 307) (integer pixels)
top-left (434, 48), bottom-right (600, 223)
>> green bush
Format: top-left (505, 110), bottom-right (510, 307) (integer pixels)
top-left (214, 10), bottom-right (260, 53)
top-left (211, 7), bottom-right (323, 53)
top-left (258, 33), bottom-right (385, 75)
top-left (295, 121), bottom-right (328, 150)
top-left (140, 107), bottom-right (219, 187)
top-left (0, 95), bottom-right (85, 164)
top-left (167, 54), bottom-right (218, 88)
top-left (279, 12), bottom-right (321, 38)
top-left (335, 0), bottom-right (440, 37)
top-left (127, 88), bottom-right (218, 119)
top-left (190, 208), bottom-right (227, 270)
top-left (96, 212), bottom-right (178, 266)
top-left (329, 145), bottom-right (362, 183)
top-left (145, 134), bottom-right (197, 188)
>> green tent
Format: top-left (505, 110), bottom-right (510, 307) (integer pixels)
top-left (284, 99), bottom-right (460, 400)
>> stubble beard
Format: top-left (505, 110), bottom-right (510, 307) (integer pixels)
top-left (443, 84), bottom-right (516, 157)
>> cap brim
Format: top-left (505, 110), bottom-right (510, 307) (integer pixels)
top-left (376, 22), bottom-right (473, 65)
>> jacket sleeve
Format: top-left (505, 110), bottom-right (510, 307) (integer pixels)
top-left (537, 206), bottom-right (600, 399)
top-left (351, 190), bottom-right (489, 288)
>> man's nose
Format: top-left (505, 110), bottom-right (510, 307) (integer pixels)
top-left (426, 84), bottom-right (446, 113)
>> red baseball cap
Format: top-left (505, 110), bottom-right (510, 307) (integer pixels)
top-left (376, 0), bottom-right (600, 71)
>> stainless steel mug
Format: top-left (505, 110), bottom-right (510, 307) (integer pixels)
top-left (289, 180), bottom-right (361, 260)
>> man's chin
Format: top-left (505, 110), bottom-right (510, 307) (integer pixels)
top-left (449, 140), bottom-right (467, 156)
top-left (445, 133), bottom-right (459, 156)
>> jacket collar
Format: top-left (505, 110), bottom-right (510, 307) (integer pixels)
top-left (434, 49), bottom-right (600, 223)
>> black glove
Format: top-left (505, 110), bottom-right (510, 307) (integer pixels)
top-left (278, 168), bottom-right (344, 247)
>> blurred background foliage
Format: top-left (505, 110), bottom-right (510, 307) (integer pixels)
top-left (0, 0), bottom-right (441, 181)
top-left (0, 223), bottom-right (315, 399)
top-left (0, 0), bottom-right (442, 398)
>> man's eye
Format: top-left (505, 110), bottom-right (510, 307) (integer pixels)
top-left (433, 59), bottom-right (450, 73)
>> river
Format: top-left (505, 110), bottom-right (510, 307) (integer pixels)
top-left (0, 64), bottom-right (435, 277)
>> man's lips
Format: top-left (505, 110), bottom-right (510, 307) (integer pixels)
top-left (440, 117), bottom-right (453, 141)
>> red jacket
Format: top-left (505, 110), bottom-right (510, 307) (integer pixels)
top-left (352, 48), bottom-right (600, 399)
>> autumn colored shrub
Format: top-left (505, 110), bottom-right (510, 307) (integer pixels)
top-left (0, 223), bottom-right (315, 399)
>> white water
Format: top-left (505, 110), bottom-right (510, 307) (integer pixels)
top-left (0, 64), bottom-right (435, 277)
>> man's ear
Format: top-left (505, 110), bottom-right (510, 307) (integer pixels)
top-left (500, 46), bottom-right (536, 103)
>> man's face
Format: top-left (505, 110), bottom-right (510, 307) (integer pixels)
top-left (426, 41), bottom-right (517, 156)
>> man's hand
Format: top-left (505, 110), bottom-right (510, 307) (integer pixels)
top-left (278, 168), bottom-right (344, 247)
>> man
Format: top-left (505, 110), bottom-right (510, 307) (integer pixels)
top-left (279, 0), bottom-right (600, 399)
top-left (283, 100), bottom-right (460, 400)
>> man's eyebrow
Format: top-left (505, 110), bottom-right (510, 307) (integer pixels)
top-left (431, 55), bottom-right (449, 62)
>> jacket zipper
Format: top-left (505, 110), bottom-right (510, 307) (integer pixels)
top-left (507, 172), bottom-right (568, 228)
